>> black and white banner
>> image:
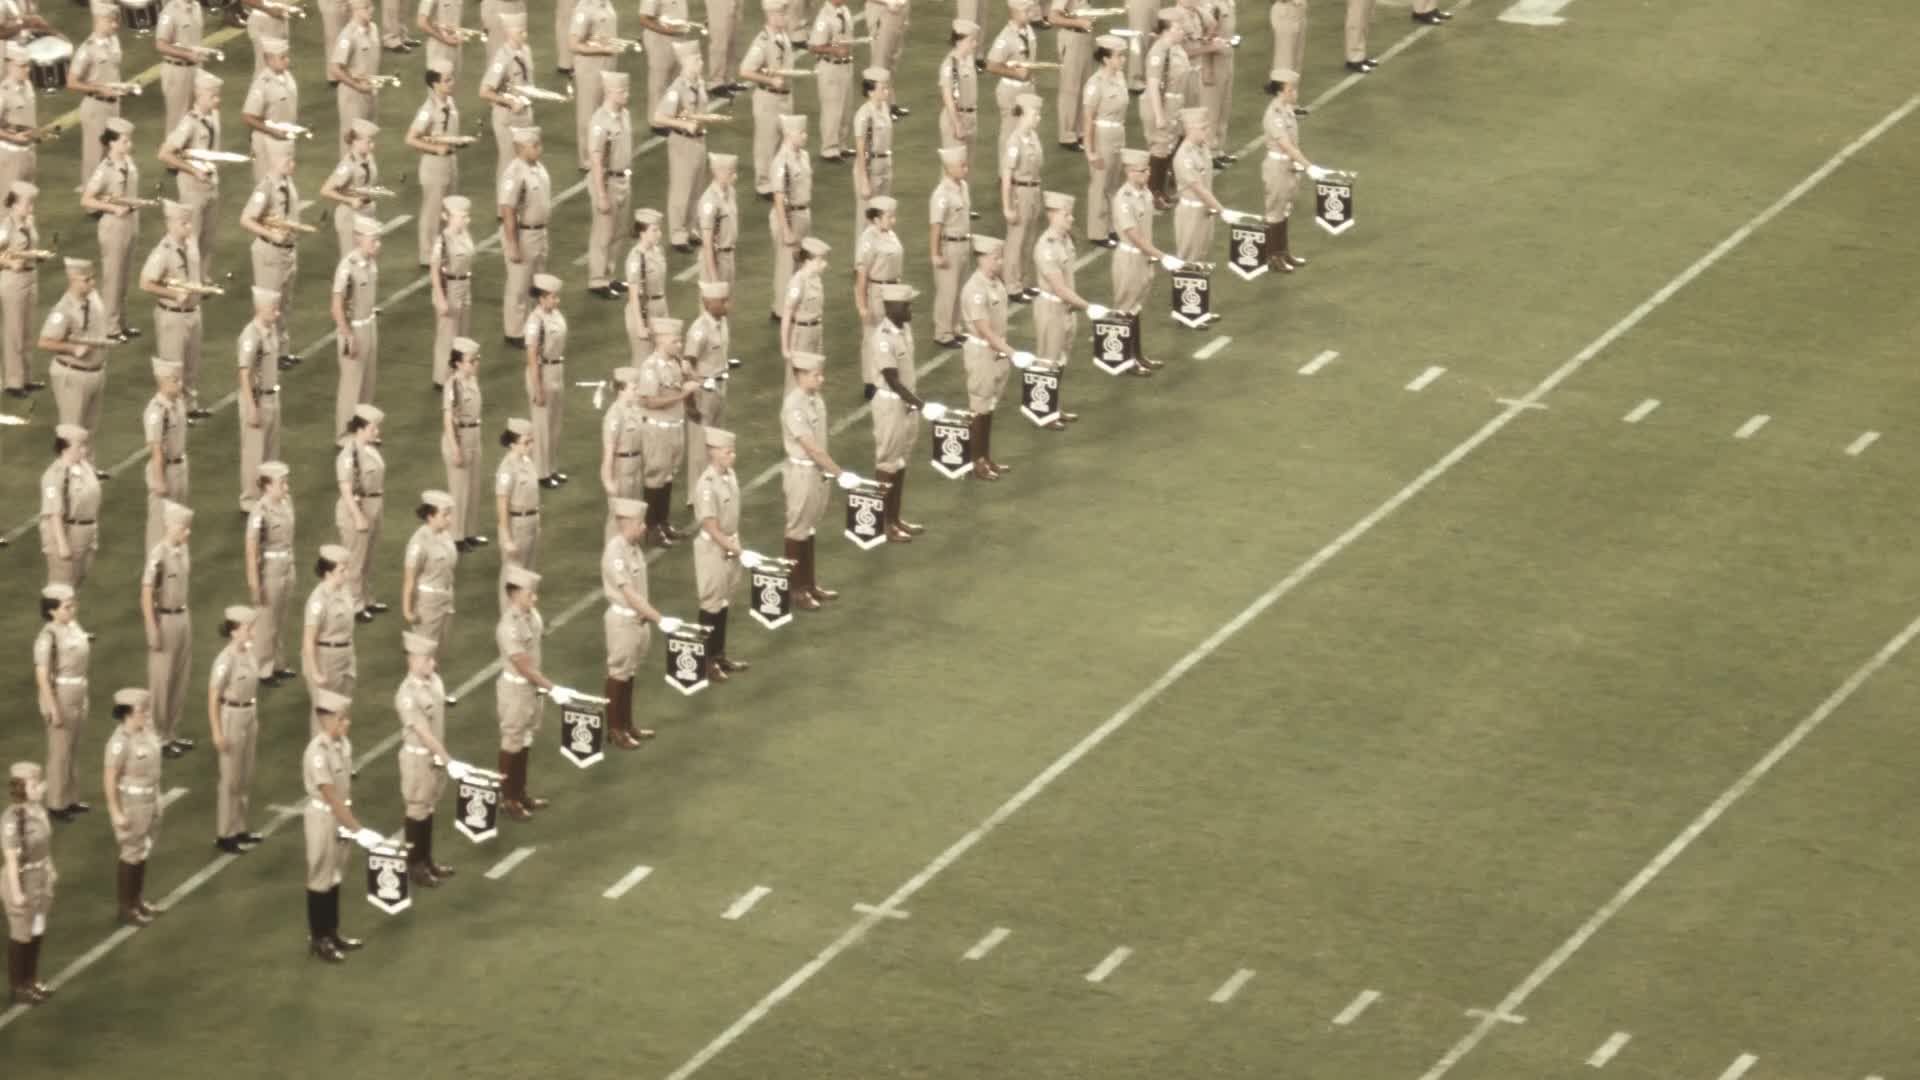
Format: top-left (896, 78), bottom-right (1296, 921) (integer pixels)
top-left (1227, 223), bottom-right (1270, 281)
top-left (844, 487), bottom-right (887, 549)
top-left (453, 771), bottom-right (501, 843)
top-left (1170, 266), bottom-right (1215, 329)
top-left (559, 696), bottom-right (608, 769)
top-left (1090, 313), bottom-right (1138, 375)
top-left (749, 563), bottom-right (793, 629)
top-left (365, 844), bottom-right (412, 915)
top-left (929, 415), bottom-right (974, 479)
top-left (664, 627), bottom-right (710, 696)
top-left (1020, 366), bottom-right (1062, 427)
top-left (1315, 176), bottom-right (1355, 236)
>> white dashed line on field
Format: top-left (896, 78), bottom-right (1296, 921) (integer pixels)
top-left (1734, 414), bottom-right (1770, 440)
top-left (1586, 1031), bottom-right (1631, 1068)
top-left (722, 885), bottom-right (772, 920)
top-left (1084, 946), bottom-right (1132, 984)
top-left (1192, 335), bottom-right (1232, 361)
top-left (1715, 1053), bottom-right (1758, 1080)
top-left (1623, 398), bottom-right (1660, 423)
top-left (602, 864), bottom-right (653, 899)
top-left (484, 846), bottom-right (537, 880)
top-left (963, 926), bottom-right (1010, 960)
top-left (851, 902), bottom-right (909, 920)
top-left (379, 214), bottom-right (414, 237)
top-left (1406, 366), bottom-right (1446, 392)
top-left (1333, 989), bottom-right (1381, 1026)
top-left (1299, 349), bottom-right (1339, 375)
top-left (160, 786), bottom-right (188, 809)
top-left (1846, 431), bottom-right (1880, 456)
top-left (1209, 968), bottom-right (1255, 1004)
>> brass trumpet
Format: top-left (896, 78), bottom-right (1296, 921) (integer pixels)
top-left (513, 84), bottom-right (573, 104)
top-left (368, 74), bottom-right (402, 90)
top-left (424, 133), bottom-right (478, 147)
top-left (8, 249), bottom-right (56, 263)
top-left (264, 120), bottom-right (313, 140)
top-left (188, 44), bottom-right (226, 62)
top-left (343, 185), bottom-right (398, 200)
top-left (184, 148), bottom-right (250, 165)
top-left (661, 15), bottom-right (708, 35)
top-left (105, 195), bottom-right (160, 210)
top-left (767, 67), bottom-right (814, 78)
top-left (683, 112), bottom-right (734, 125)
top-left (161, 277), bottom-right (227, 297)
top-left (67, 337), bottom-right (123, 349)
top-left (1012, 60), bottom-right (1061, 72)
top-left (261, 215), bottom-right (319, 234)
top-left (102, 80), bottom-right (143, 97)
top-left (588, 35), bottom-right (644, 52)
top-left (263, 1), bottom-right (307, 18)
top-left (442, 24), bottom-right (485, 42)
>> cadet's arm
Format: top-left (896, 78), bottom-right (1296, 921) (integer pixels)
top-left (316, 780), bottom-right (362, 832)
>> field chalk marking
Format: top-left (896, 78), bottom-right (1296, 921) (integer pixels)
top-left (1846, 431), bottom-right (1879, 456)
top-left (1733, 414), bottom-right (1770, 440)
top-left (1333, 989), bottom-right (1381, 1026)
top-left (1406, 365), bottom-right (1446, 392)
top-left (963, 927), bottom-right (1010, 961)
top-left (1299, 349), bottom-right (1339, 375)
top-left (1209, 968), bottom-right (1255, 1004)
top-left (603, 865), bottom-right (654, 900)
top-left (1084, 946), bottom-right (1132, 984)
top-left (722, 885), bottom-right (772, 921)
top-left (484, 846), bottom-right (536, 880)
top-left (1586, 1031), bottom-right (1630, 1068)
top-left (1623, 398), bottom-right (1660, 424)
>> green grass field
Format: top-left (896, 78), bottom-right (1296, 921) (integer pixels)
top-left (3, 0), bottom-right (1919, 1076)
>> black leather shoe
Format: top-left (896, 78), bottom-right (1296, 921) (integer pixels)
top-left (889, 105), bottom-right (909, 119)
top-left (95, 469), bottom-right (110, 480)
top-left (356, 609), bottom-right (376, 623)
top-left (465, 536), bottom-right (490, 548)
top-left (539, 476), bottom-right (562, 489)
top-left (368, 601), bottom-right (390, 614)
top-left (238, 832), bottom-right (265, 845)
top-left (671, 242), bottom-right (693, 254)
top-left (1344, 59), bottom-right (1377, 73)
top-left (331, 933), bottom-right (365, 952)
top-left (607, 280), bottom-right (629, 294)
top-left (1412, 8), bottom-right (1451, 22)
top-left (310, 938), bottom-right (345, 963)
top-left (278, 354), bottom-right (299, 369)
top-left (503, 335), bottom-right (526, 348)
top-left (123, 326), bottom-right (143, 338)
top-left (1059, 140), bottom-right (1084, 152)
top-left (215, 836), bottom-right (247, 854)
top-left (67, 801), bottom-right (91, 815)
top-left (589, 286), bottom-right (615, 299)
top-left (162, 743), bottom-right (187, 759)
top-left (756, 190), bottom-right (774, 201)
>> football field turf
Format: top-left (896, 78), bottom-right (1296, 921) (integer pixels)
top-left (3, 0), bottom-right (1919, 1077)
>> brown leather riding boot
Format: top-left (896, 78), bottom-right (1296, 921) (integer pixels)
top-left (422, 813), bottom-right (455, 877)
top-left (518, 750), bottom-right (550, 810)
top-left (806, 538), bottom-right (838, 601)
top-left (132, 861), bottom-right (158, 917)
top-left (893, 468), bottom-right (925, 533)
top-left (498, 749), bottom-right (532, 820)
top-left (788, 538), bottom-right (820, 610)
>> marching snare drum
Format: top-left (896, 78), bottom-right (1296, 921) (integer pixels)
top-left (25, 35), bottom-right (71, 94)
top-left (118, 0), bottom-right (158, 32)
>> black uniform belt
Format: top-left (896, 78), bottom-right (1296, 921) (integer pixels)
top-left (712, 246), bottom-right (735, 252)
top-left (263, 240), bottom-right (295, 250)
top-left (157, 607), bottom-right (186, 614)
top-left (54, 358), bottom-right (102, 373)
top-left (1060, 25), bottom-right (1089, 32)
top-left (356, 491), bottom-right (384, 498)
top-left (456, 420), bottom-right (480, 428)
top-left (787, 204), bottom-right (809, 211)
top-left (163, 59), bottom-right (195, 66)
top-left (869, 278), bottom-right (898, 284)
top-left (518, 223), bottom-right (547, 230)
top-left (943, 233), bottom-right (972, 243)
top-left (223, 699), bottom-right (256, 708)
top-left (442, 272), bottom-right (471, 280)
top-left (822, 57), bottom-right (852, 64)
top-left (956, 106), bottom-right (976, 113)
top-left (256, 386), bottom-right (280, 395)
top-left (87, 93), bottom-right (119, 101)
top-left (615, 450), bottom-right (642, 457)
top-left (757, 87), bottom-right (791, 95)
top-left (66, 518), bottom-right (95, 526)
top-left (510, 509), bottom-right (538, 517)
top-left (164, 455), bottom-right (186, 464)
top-left (540, 358), bottom-right (564, 366)
top-left (867, 151), bottom-right (891, 158)
top-left (159, 304), bottom-right (197, 314)
top-left (318, 639), bottom-right (351, 647)
top-left (792, 318), bottom-right (820, 326)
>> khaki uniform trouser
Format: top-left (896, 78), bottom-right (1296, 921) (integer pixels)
top-left (44, 526), bottom-right (97, 591)
top-left (1346, 0), bottom-right (1375, 62)
top-left (304, 807), bottom-right (348, 890)
top-left (685, 388), bottom-right (727, 493)
top-left (498, 514), bottom-right (539, 601)
top-left (306, 657), bottom-right (356, 736)
top-left (0, 271), bottom-right (35, 390)
top-left (495, 679), bottom-right (539, 751)
top-left (1173, 202), bottom-right (1213, 262)
top-left (1204, 53), bottom-right (1234, 144)
top-left (479, 0), bottom-right (526, 53)
top-left (3, 870), bottom-right (49, 943)
top-left (336, 320), bottom-right (376, 437)
top-left (642, 33), bottom-right (675, 120)
top-left (148, 611), bottom-right (191, 741)
top-left (784, 323), bottom-right (822, 394)
top-left (239, 396), bottom-right (281, 510)
top-left (1125, 0), bottom-right (1153, 85)
top-left (856, 162), bottom-right (892, 237)
top-left (502, 232), bottom-right (549, 336)
top-left (589, 181), bottom-right (631, 287)
top-left (182, 187), bottom-right (219, 278)
top-left (146, 463), bottom-right (189, 552)
top-left (216, 709), bottom-right (258, 837)
top-left (250, 238), bottom-right (297, 346)
top-left (399, 747), bottom-right (445, 820)
top-left (871, 393), bottom-right (916, 471)
top-left (640, 420), bottom-right (684, 488)
top-left (530, 362), bottom-right (566, 477)
top-left (1055, 32), bottom-right (1093, 144)
top-left (1034, 297), bottom-right (1075, 367)
top-left (1004, 185), bottom-right (1042, 293)
top-left (768, 208), bottom-right (810, 316)
top-left (750, 89), bottom-right (795, 194)
top-left (572, 58), bottom-right (608, 168)
top-left (816, 62), bottom-right (853, 158)
top-left (0, 149), bottom-right (23, 198)
top-left (667, 136), bottom-right (707, 245)
top-left (1086, 125), bottom-right (1125, 240)
top-left (492, 105), bottom-right (529, 180)
top-left (336, 86), bottom-right (375, 157)
top-left (694, 536), bottom-right (740, 612)
top-left (154, 306), bottom-right (203, 400)
top-left (1111, 249), bottom-right (1152, 312)
top-left (1264, 156), bottom-right (1299, 221)
top-left (50, 360), bottom-right (106, 437)
top-left (604, 608), bottom-right (650, 680)
top-left (700, 248), bottom-right (736, 288)
top-left (425, 38), bottom-right (462, 84)
top-left (114, 794), bottom-right (159, 863)
top-left (336, 495), bottom-right (383, 609)
top-left (952, 0), bottom-right (976, 32)
top-left (433, 293), bottom-right (471, 386)
top-left (995, 81), bottom-right (1030, 134)
top-left (443, 426), bottom-right (483, 538)
top-left (161, 63), bottom-right (193, 133)
top-left (931, 245), bottom-right (967, 341)
top-left (418, 156), bottom-right (457, 267)
top-left (782, 462), bottom-right (827, 540)
top-left (413, 593), bottom-right (454, 657)
top-left (258, 557), bottom-right (295, 670)
top-left (938, 107), bottom-right (974, 152)
top-left (707, 0), bottom-right (741, 77)
top-left (320, 0), bottom-right (346, 64)
top-left (98, 213), bottom-right (137, 334)
top-left (42, 683), bottom-right (86, 810)
top-left (1145, 94), bottom-right (1183, 156)
top-left (1271, 2), bottom-right (1306, 80)
top-left (80, 97), bottom-right (119, 184)
top-left (606, 454), bottom-right (644, 539)
top-left (868, 6), bottom-right (905, 72)
top-left (965, 344), bottom-right (1010, 413)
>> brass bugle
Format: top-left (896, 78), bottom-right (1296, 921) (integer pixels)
top-left (1075, 6), bottom-right (1126, 16)
top-left (161, 277), bottom-right (227, 296)
top-left (185, 148), bottom-right (250, 164)
top-left (1013, 60), bottom-right (1061, 71)
top-left (12, 249), bottom-right (55, 261)
top-left (343, 185), bottom-right (398, 200)
top-left (444, 24), bottom-right (485, 41)
top-left (767, 68), bottom-right (814, 78)
top-left (683, 112), bottom-right (734, 125)
top-left (265, 120), bottom-right (313, 140)
top-left (107, 195), bottom-right (160, 210)
top-left (424, 133), bottom-right (479, 146)
top-left (264, 1), bottom-right (307, 18)
top-left (369, 74), bottom-right (402, 89)
top-left (103, 80), bottom-right (143, 96)
top-left (588, 35), bottom-right (644, 52)
top-left (515, 84), bottom-right (572, 103)
top-left (189, 44), bottom-right (226, 61)
top-left (661, 16), bottom-right (708, 35)
top-left (261, 215), bottom-right (319, 234)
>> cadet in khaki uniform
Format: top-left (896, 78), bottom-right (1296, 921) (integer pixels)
top-left (236, 288), bottom-right (284, 513)
top-left (1033, 192), bottom-right (1096, 404)
top-left (523, 273), bottom-right (569, 486)
top-left (440, 340), bottom-right (487, 548)
top-left (3, 761), bottom-right (56, 1005)
top-left (623, 209), bottom-right (669, 364)
top-left (494, 417), bottom-right (541, 600)
top-left (244, 461), bottom-right (298, 685)
top-left (321, 119), bottom-right (384, 256)
top-left (39, 260), bottom-right (112, 439)
top-left (766, 114), bottom-right (812, 320)
top-left (599, 366), bottom-right (646, 536)
top-left (40, 429), bottom-right (102, 590)
top-left (303, 689), bottom-right (370, 962)
top-left (637, 319), bottom-right (693, 544)
top-left (141, 501), bottom-right (195, 757)
top-left (103, 689), bottom-right (163, 926)
top-left (1269, 0), bottom-right (1305, 88)
top-left (79, 118), bottom-right (142, 341)
top-left (1260, 68), bottom-right (1312, 273)
top-left (1171, 106), bottom-right (1224, 262)
top-left (806, 0), bottom-right (856, 160)
top-left (240, 143), bottom-right (301, 360)
top-left (138, 203), bottom-right (207, 419)
top-left (1080, 37), bottom-right (1128, 246)
top-left (142, 359), bottom-right (189, 553)
top-left (152, 0), bottom-right (204, 134)
top-left (331, 216), bottom-right (382, 437)
top-left (600, 499), bottom-right (667, 743)
top-left (478, 0), bottom-right (527, 53)
top-left (0, 47), bottom-right (35, 195)
top-left (568, 0), bottom-right (618, 161)
top-left (68, 5), bottom-right (127, 187)
top-left (428, 198), bottom-right (476, 389)
top-left (1049, 0), bottom-right (1093, 146)
top-left (208, 606), bottom-right (264, 854)
top-left (0, 182), bottom-right (44, 398)
top-left (406, 63), bottom-right (464, 273)
top-left (692, 431), bottom-right (748, 678)
top-left (476, 14), bottom-right (534, 180)
top-left (330, 0), bottom-right (382, 157)
top-left (1343, 0), bottom-right (1374, 71)
top-left (395, 632), bottom-right (457, 887)
top-left (780, 237), bottom-right (829, 375)
top-left (851, 69), bottom-right (894, 230)
top-left (961, 237), bottom-right (1017, 477)
top-left (32, 585), bottom-right (90, 820)
top-left (708, 0), bottom-right (745, 93)
top-left (303, 544), bottom-right (360, 735)
top-left (928, 146), bottom-right (972, 346)
top-left (867, 0), bottom-right (908, 79)
top-left (635, 0), bottom-right (694, 120)
top-left (781, 352), bottom-right (840, 608)
top-left (853, 195), bottom-right (902, 340)
top-left (1199, 0), bottom-right (1235, 149)
top-left (737, 0), bottom-right (797, 198)
top-left (655, 46), bottom-right (713, 250)
top-left (416, 0), bottom-right (468, 81)
top-left (157, 71), bottom-right (223, 282)
top-left (402, 491), bottom-right (460, 655)
top-left (696, 153), bottom-right (739, 287)
top-left (588, 73), bottom-right (635, 294)
top-left (240, 38), bottom-right (298, 184)
top-left (1141, 9), bottom-right (1190, 207)
top-left (1000, 94), bottom-right (1045, 299)
top-left (335, 403), bottom-right (387, 617)
top-left (937, 21), bottom-right (980, 154)
top-left (246, 0), bottom-right (293, 71)
top-left (683, 285), bottom-right (732, 500)
top-left (498, 125), bottom-right (551, 344)
top-left (495, 566), bottom-right (555, 819)
top-left (866, 284), bottom-right (926, 540)
top-left (985, 1), bottom-right (1040, 134)
top-left (1111, 148), bottom-right (1169, 370)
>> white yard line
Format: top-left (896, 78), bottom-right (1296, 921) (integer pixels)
top-left (159, 786), bottom-right (188, 810)
top-left (665, 87), bottom-right (1920, 1080)
top-left (1208, 968), bottom-right (1255, 1004)
top-left (962, 926), bottom-right (1009, 960)
top-left (851, 902), bottom-right (909, 920)
top-left (1084, 946), bottom-right (1132, 983)
top-left (484, 845), bottom-right (537, 880)
top-left (1332, 989), bottom-right (1381, 1026)
top-left (722, 885), bottom-right (772, 920)
top-left (1733, 414), bottom-right (1770, 440)
top-left (378, 214), bottom-right (414, 237)
top-left (1192, 335), bottom-right (1232, 361)
top-left (1622, 398), bottom-right (1660, 424)
top-left (602, 864), bottom-right (653, 899)
top-left (1716, 1053), bottom-right (1758, 1080)
top-left (1586, 1031), bottom-right (1631, 1068)
top-left (1299, 349), bottom-right (1339, 375)
top-left (1845, 431), bottom-right (1879, 456)
top-left (1405, 365), bottom-right (1446, 392)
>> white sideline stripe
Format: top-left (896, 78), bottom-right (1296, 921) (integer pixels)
top-left (1846, 431), bottom-right (1879, 456)
top-left (159, 786), bottom-right (188, 809)
top-left (1717, 1053), bottom-right (1758, 1080)
top-left (1084, 946), bottom-right (1132, 983)
top-left (722, 885), bottom-right (772, 920)
top-left (1586, 1031), bottom-right (1630, 1068)
top-left (1299, 349), bottom-right (1339, 375)
top-left (1209, 968), bottom-right (1255, 1004)
top-left (963, 926), bottom-right (1010, 960)
top-left (1333, 989), bottom-right (1380, 1026)
top-left (1623, 398), bottom-right (1660, 423)
top-left (1733, 414), bottom-right (1770, 439)
top-left (668, 85), bottom-right (1920, 1080)
top-left (851, 902), bottom-right (909, 919)
top-left (1406, 365), bottom-right (1446, 392)
top-left (603, 864), bottom-right (654, 899)
top-left (484, 846), bottom-right (536, 880)
top-left (1192, 335), bottom-right (1232, 360)
top-left (378, 214), bottom-right (413, 237)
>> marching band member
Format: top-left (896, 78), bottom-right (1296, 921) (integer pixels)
top-left (495, 566), bottom-right (560, 819)
top-left (1032, 192), bottom-right (1093, 413)
top-left (81, 118), bottom-right (141, 343)
top-left (853, 194), bottom-right (901, 343)
top-left (3, 761), bottom-right (56, 1005)
top-left (494, 417), bottom-right (541, 600)
top-left (207, 605), bottom-right (263, 854)
top-left (157, 70), bottom-right (222, 282)
top-left (426, 196), bottom-right (475, 388)
top-left (985, 0), bottom-right (1040, 134)
top-left (635, 318), bottom-right (691, 545)
top-left (656, 44), bottom-right (711, 252)
top-left (623, 207), bottom-right (667, 362)
top-left (235, 287), bottom-right (284, 512)
top-left (1111, 147), bottom-right (1169, 371)
top-left (406, 61), bottom-right (464, 271)
top-left (1000, 93), bottom-right (1044, 300)
top-left (242, 0), bottom-right (293, 74)
top-left (937, 20), bottom-right (979, 157)
top-left (1260, 67), bottom-right (1313, 273)
top-left (1141, 7), bottom-right (1191, 209)
top-left (691, 430), bottom-right (749, 679)
top-left (1080, 35), bottom-right (1128, 247)
top-left (38, 428), bottom-right (101, 590)
top-left (928, 145), bottom-right (971, 348)
top-left (866, 284), bottom-right (927, 540)
top-left (138, 202), bottom-right (209, 420)
top-left (140, 359), bottom-right (188, 552)
top-left (395, 631), bottom-right (458, 887)
top-left (334, 403), bottom-right (388, 620)
top-left (302, 544), bottom-right (360, 734)
top-left (523, 273), bottom-right (569, 488)
top-left (331, 0), bottom-right (383, 157)
top-left (32, 584), bottom-right (90, 820)
top-left (303, 688), bottom-right (374, 962)
top-left (240, 141), bottom-right (300, 360)
top-left (695, 152), bottom-right (739, 287)
top-left (960, 236), bottom-right (1016, 478)
top-left (476, 12), bottom-right (533, 180)
top-left (636, 0), bottom-right (695, 121)
top-left (806, 0), bottom-right (855, 162)
top-left (440, 338), bottom-right (486, 549)
top-left (599, 365), bottom-right (645, 537)
top-left (850, 67), bottom-right (893, 228)
top-left (322, 119), bottom-right (384, 255)
top-left (780, 351), bottom-right (840, 608)
top-left (38, 260), bottom-right (110, 440)
top-left (780, 237), bottom-right (828, 377)
top-left (1049, 0), bottom-right (1093, 147)
top-left (0, 181), bottom-right (38, 399)
top-left (103, 687), bottom-right (162, 926)
top-left (738, 0), bottom-right (797, 199)
top-left (68, 4), bottom-right (126, 186)
top-left (567, 0), bottom-right (618, 165)
top-left (0, 45), bottom-right (35, 193)
top-left (140, 499), bottom-right (194, 757)
top-left (766, 113), bottom-right (811, 321)
top-left (683, 282), bottom-right (732, 497)
top-left (600, 498), bottom-right (665, 742)
top-left (400, 492), bottom-right (459, 664)
top-left (153, 0), bottom-right (205, 133)
top-left (866, 0), bottom-right (907, 83)
top-left (1171, 106), bottom-right (1224, 264)
top-left (329, 216), bottom-right (382, 436)
top-left (244, 461), bottom-right (298, 687)
top-left (588, 72), bottom-right (634, 296)
top-left (240, 37), bottom-right (298, 185)
top-left (498, 125), bottom-right (551, 345)
top-left (416, 0), bottom-right (468, 82)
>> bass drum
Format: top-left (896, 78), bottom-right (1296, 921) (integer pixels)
top-left (118, 0), bottom-right (158, 33)
top-left (25, 35), bottom-right (73, 95)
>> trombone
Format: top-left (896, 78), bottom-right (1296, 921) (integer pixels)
top-left (184, 148), bottom-right (250, 165)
